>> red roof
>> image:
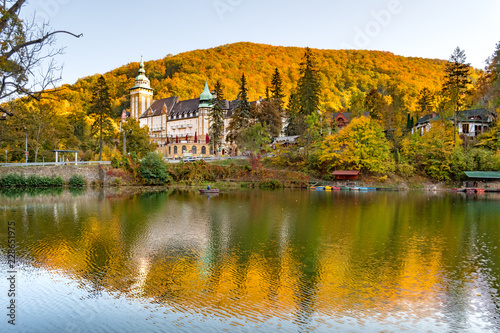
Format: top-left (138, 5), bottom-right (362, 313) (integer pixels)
top-left (332, 170), bottom-right (360, 176)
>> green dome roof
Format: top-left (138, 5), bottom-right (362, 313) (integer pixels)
top-left (200, 82), bottom-right (212, 100)
top-left (199, 82), bottom-right (213, 108)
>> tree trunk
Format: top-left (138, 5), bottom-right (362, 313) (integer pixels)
top-left (99, 112), bottom-right (103, 161)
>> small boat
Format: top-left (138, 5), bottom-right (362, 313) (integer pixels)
top-left (315, 186), bottom-right (325, 191)
top-left (199, 189), bottom-right (220, 194)
top-left (325, 186), bottom-right (341, 191)
top-left (452, 188), bottom-right (466, 192)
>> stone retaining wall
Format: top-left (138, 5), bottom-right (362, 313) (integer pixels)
top-left (0, 165), bottom-right (114, 186)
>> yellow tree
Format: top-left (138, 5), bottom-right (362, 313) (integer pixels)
top-left (318, 116), bottom-right (394, 174)
top-left (400, 121), bottom-right (459, 180)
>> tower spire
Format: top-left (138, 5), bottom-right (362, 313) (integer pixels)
top-left (138, 55), bottom-right (145, 75)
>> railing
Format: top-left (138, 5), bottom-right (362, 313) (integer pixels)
top-left (163, 156), bottom-right (248, 163)
top-left (1, 161), bottom-right (112, 167)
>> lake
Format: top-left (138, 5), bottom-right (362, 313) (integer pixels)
top-left (1, 188), bottom-right (500, 332)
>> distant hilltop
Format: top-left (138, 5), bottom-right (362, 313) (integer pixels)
top-left (67, 42), bottom-right (461, 112)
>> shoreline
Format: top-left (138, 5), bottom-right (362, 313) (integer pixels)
top-left (1, 164), bottom-right (497, 192)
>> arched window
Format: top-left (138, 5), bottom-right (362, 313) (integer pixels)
top-left (201, 146), bottom-right (206, 155)
top-left (174, 146), bottom-right (178, 154)
top-left (192, 146), bottom-right (197, 154)
top-left (169, 146), bottom-right (171, 155)
top-left (182, 146), bottom-right (187, 153)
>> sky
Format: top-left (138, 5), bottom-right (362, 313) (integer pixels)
top-left (21, 0), bottom-right (500, 86)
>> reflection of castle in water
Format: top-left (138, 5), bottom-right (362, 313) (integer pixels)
top-left (2, 190), bottom-right (500, 330)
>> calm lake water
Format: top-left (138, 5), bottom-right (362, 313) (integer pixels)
top-left (1, 188), bottom-right (500, 332)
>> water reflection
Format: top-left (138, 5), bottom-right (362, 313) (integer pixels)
top-left (1, 189), bottom-right (500, 332)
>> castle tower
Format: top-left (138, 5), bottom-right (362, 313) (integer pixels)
top-left (198, 82), bottom-right (213, 138)
top-left (129, 56), bottom-right (154, 120)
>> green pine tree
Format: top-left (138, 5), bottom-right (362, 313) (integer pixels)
top-left (297, 48), bottom-right (321, 117)
top-left (442, 47), bottom-right (471, 143)
top-left (227, 73), bottom-right (251, 144)
top-left (489, 41), bottom-right (500, 108)
top-left (209, 80), bottom-right (226, 156)
top-left (270, 68), bottom-right (285, 101)
top-left (236, 73), bottom-right (251, 118)
top-left (417, 88), bottom-right (434, 114)
top-left (89, 75), bottom-right (112, 161)
top-left (285, 90), bottom-right (304, 136)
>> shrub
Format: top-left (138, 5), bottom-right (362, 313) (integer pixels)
top-left (396, 163), bottom-right (416, 178)
top-left (378, 175), bottom-right (388, 183)
top-left (0, 174), bottom-right (64, 187)
top-left (138, 152), bottom-right (171, 185)
top-left (55, 176), bottom-right (64, 186)
top-left (0, 174), bottom-right (26, 187)
top-left (69, 174), bottom-right (86, 187)
top-left (259, 179), bottom-right (284, 189)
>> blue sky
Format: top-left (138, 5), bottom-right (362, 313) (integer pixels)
top-left (23, 0), bottom-right (500, 86)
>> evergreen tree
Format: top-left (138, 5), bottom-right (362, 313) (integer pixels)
top-left (285, 90), bottom-right (304, 136)
top-left (227, 73), bottom-right (251, 144)
top-left (270, 68), bottom-right (285, 101)
top-left (209, 80), bottom-right (226, 156)
top-left (89, 75), bottom-right (112, 161)
top-left (417, 88), bottom-right (434, 114)
top-left (488, 41), bottom-right (500, 108)
top-left (442, 47), bottom-right (471, 143)
top-left (470, 41), bottom-right (500, 109)
top-left (254, 67), bottom-right (286, 138)
top-left (297, 48), bottom-right (321, 117)
top-left (236, 73), bottom-right (251, 118)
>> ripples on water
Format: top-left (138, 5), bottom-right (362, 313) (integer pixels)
top-left (1, 189), bottom-right (500, 332)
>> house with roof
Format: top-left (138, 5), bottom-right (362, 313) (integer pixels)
top-left (412, 112), bottom-right (440, 135)
top-left (331, 112), bottom-right (352, 130)
top-left (412, 109), bottom-right (496, 137)
top-left (330, 111), bottom-right (371, 131)
top-left (455, 109), bottom-right (496, 138)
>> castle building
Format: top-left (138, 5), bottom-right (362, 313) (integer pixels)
top-left (130, 58), bottom-right (239, 157)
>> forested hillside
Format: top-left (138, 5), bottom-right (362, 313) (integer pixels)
top-left (1, 41), bottom-right (490, 167)
top-left (68, 42), bottom-right (456, 115)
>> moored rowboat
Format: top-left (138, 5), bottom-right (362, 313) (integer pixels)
top-left (200, 189), bottom-right (220, 194)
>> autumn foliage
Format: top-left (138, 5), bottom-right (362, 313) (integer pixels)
top-left (318, 116), bottom-right (395, 174)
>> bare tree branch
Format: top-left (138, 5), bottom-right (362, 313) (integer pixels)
top-left (0, 0), bottom-right (81, 117)
top-left (4, 30), bottom-right (82, 60)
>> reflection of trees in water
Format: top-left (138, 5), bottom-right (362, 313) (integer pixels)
top-left (0, 187), bottom-right (64, 198)
top-left (2, 190), bottom-right (500, 330)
